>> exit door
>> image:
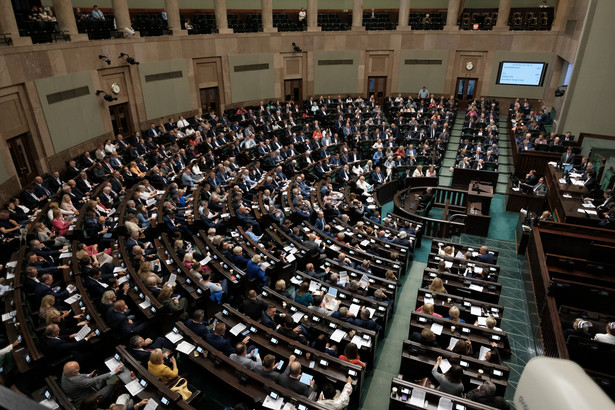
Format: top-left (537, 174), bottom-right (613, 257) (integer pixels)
top-left (7, 134), bottom-right (38, 186)
top-left (284, 79), bottom-right (303, 103)
top-left (455, 77), bottom-right (478, 109)
top-left (109, 103), bottom-right (133, 136)
top-left (200, 87), bottom-right (220, 116)
top-left (368, 76), bottom-right (387, 107)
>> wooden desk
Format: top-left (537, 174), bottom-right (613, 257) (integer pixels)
top-left (465, 181), bottom-right (493, 236)
top-left (505, 180), bottom-right (546, 214)
top-left (544, 164), bottom-right (600, 225)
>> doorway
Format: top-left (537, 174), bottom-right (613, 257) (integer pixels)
top-left (455, 77), bottom-right (478, 109)
top-left (7, 134), bottom-right (37, 186)
top-left (109, 103), bottom-right (133, 136)
top-left (200, 87), bottom-right (220, 116)
top-left (284, 79), bottom-right (303, 103)
top-left (368, 76), bottom-right (387, 107)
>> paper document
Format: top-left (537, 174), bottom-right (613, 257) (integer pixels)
top-left (104, 356), bottom-right (122, 372)
top-left (176, 341), bottom-right (196, 355)
top-left (470, 306), bottom-right (482, 316)
top-left (351, 334), bottom-right (371, 349)
top-left (409, 388), bottom-right (426, 407)
top-left (330, 329), bottom-right (347, 343)
top-left (577, 208), bottom-right (597, 215)
top-left (444, 261), bottom-right (453, 269)
top-left (583, 202), bottom-right (596, 208)
top-left (469, 284), bottom-right (484, 292)
top-left (439, 358), bottom-right (452, 373)
top-left (165, 331), bottom-right (183, 344)
top-left (286, 254), bottom-right (296, 262)
top-left (477, 317), bottom-right (487, 326)
top-left (437, 397), bottom-right (454, 410)
top-left (479, 346), bottom-right (491, 361)
top-left (39, 399), bottom-right (60, 409)
top-left (430, 323), bottom-right (443, 336)
top-left (292, 311), bottom-right (305, 323)
top-left (309, 281), bottom-right (320, 293)
top-left (139, 296), bottom-right (151, 309)
top-left (262, 395), bottom-right (284, 410)
top-left (143, 399), bottom-right (159, 410)
top-left (113, 266), bottom-right (125, 273)
top-left (74, 325), bottom-right (91, 341)
top-left (230, 323), bottom-right (247, 336)
top-left (167, 273), bottom-right (176, 287)
top-left (455, 251), bottom-right (465, 259)
top-left (199, 256), bottom-right (211, 266)
top-left (124, 379), bottom-right (145, 396)
top-left (339, 271), bottom-right (348, 284)
top-left (349, 304), bottom-right (361, 317)
top-left (359, 274), bottom-right (369, 289)
top-left (1, 311), bottom-right (17, 322)
top-left (59, 252), bottom-right (72, 259)
top-left (447, 337), bottom-right (459, 350)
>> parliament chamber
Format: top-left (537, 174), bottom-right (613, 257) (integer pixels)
top-left (0, 0), bottom-right (614, 409)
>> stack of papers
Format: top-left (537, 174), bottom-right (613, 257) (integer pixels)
top-left (1, 311), bottom-right (16, 322)
top-left (230, 323), bottom-right (247, 336)
top-left (430, 323), bottom-right (443, 336)
top-left (409, 388), bottom-right (426, 407)
top-left (309, 281), bottom-right (321, 293)
top-left (74, 325), bottom-right (91, 341)
top-left (176, 341), bottom-right (196, 355)
top-left (143, 400), bottom-right (159, 410)
top-left (292, 311), bottom-right (305, 323)
top-left (351, 334), bottom-right (371, 349)
top-left (330, 329), bottom-right (347, 343)
top-left (165, 331), bottom-right (183, 344)
top-left (125, 379), bottom-right (145, 396)
top-left (104, 356), bottom-right (122, 372)
top-left (64, 293), bottom-right (82, 304)
top-left (139, 296), bottom-right (151, 309)
top-left (577, 208), bottom-right (597, 215)
top-left (262, 395), bottom-right (284, 410)
top-left (59, 252), bottom-right (72, 259)
top-left (469, 284), bottom-right (484, 292)
top-left (39, 399), bottom-right (60, 409)
top-left (470, 306), bottom-right (482, 316)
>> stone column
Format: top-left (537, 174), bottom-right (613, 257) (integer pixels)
top-left (111, 0), bottom-right (139, 37)
top-left (0, 0), bottom-right (31, 45)
top-left (214, 0), bottom-right (232, 34)
top-left (52, 0), bottom-right (88, 41)
top-left (164, 0), bottom-right (186, 35)
top-left (551, 0), bottom-right (568, 32)
top-left (307, 0), bottom-right (320, 32)
top-left (261, 0), bottom-right (276, 32)
top-left (444, 0), bottom-right (461, 31)
top-left (397, 0), bottom-right (411, 30)
top-left (494, 0), bottom-right (512, 30)
top-left (352, 0), bottom-right (365, 31)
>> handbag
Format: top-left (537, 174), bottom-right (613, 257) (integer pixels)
top-left (170, 377), bottom-right (192, 400)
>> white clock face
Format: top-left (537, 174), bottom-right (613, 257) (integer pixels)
top-left (466, 62), bottom-right (474, 71)
top-left (111, 83), bottom-right (121, 94)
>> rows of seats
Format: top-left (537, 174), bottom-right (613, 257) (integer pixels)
top-left (409, 12), bottom-right (445, 30)
top-left (0, 93), bottom-right (451, 408)
top-left (132, 13), bottom-right (171, 37)
top-left (459, 9), bottom-right (498, 31)
top-left (390, 237), bottom-right (512, 409)
top-left (317, 13), bottom-right (350, 31)
top-left (508, 9), bottom-right (553, 31)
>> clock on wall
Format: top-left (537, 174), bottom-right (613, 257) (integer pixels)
top-left (111, 83), bottom-right (121, 94)
top-left (465, 61), bottom-right (474, 71)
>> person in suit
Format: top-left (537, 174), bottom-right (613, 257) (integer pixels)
top-left (128, 334), bottom-right (175, 366)
top-left (61, 360), bottom-right (124, 408)
top-left (261, 304), bottom-right (286, 330)
top-left (476, 246), bottom-right (495, 264)
top-left (83, 268), bottom-right (109, 300)
top-left (105, 300), bottom-right (147, 337)
top-left (525, 170), bottom-right (539, 186)
top-left (587, 189), bottom-right (613, 213)
top-left (185, 309), bottom-right (210, 338)
top-left (279, 355), bottom-right (317, 397)
top-left (532, 177), bottom-right (548, 196)
top-left (418, 187), bottom-right (434, 209)
top-left (42, 324), bottom-right (95, 365)
top-left (560, 147), bottom-right (575, 164)
top-left (246, 255), bottom-right (268, 287)
top-left (206, 321), bottom-right (249, 356)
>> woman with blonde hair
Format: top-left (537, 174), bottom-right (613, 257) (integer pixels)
top-left (138, 262), bottom-right (161, 285)
top-left (148, 348), bottom-right (178, 384)
top-left (48, 201), bottom-right (73, 221)
top-left (60, 194), bottom-right (79, 216)
top-left (429, 277), bottom-right (447, 294)
top-left (412, 164), bottom-right (424, 178)
top-left (35, 222), bottom-right (70, 247)
top-left (418, 302), bottom-right (443, 317)
top-left (447, 306), bottom-right (465, 323)
top-left (39, 295), bottom-right (58, 321)
top-left (51, 209), bottom-right (71, 236)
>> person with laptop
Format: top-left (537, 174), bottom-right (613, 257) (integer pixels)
top-left (279, 355), bottom-right (317, 397)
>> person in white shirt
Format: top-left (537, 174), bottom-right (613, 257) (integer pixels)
top-left (355, 176), bottom-right (372, 196)
top-left (594, 322), bottom-right (615, 345)
top-left (177, 116), bottom-right (189, 128)
top-left (317, 377), bottom-right (353, 409)
top-left (104, 140), bottom-right (116, 155)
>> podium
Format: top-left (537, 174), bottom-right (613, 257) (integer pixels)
top-left (465, 181), bottom-right (493, 236)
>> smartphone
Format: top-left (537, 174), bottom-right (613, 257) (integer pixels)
top-left (252, 348), bottom-right (259, 357)
top-left (277, 360), bottom-right (284, 370)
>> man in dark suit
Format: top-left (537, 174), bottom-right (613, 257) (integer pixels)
top-left (146, 123), bottom-right (161, 139)
top-left (352, 308), bottom-right (382, 332)
top-left (42, 324), bottom-right (95, 365)
top-left (260, 304), bottom-right (285, 330)
top-left (279, 356), bottom-right (317, 397)
top-left (238, 290), bottom-right (268, 321)
top-left (105, 300), bottom-right (147, 337)
top-left (206, 322), bottom-right (249, 356)
top-left (128, 334), bottom-right (175, 366)
top-left (83, 268), bottom-right (109, 300)
top-left (185, 310), bottom-right (211, 338)
top-left (476, 246), bottom-right (495, 264)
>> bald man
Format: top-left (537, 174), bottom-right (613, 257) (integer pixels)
top-left (279, 355), bottom-right (317, 396)
top-left (61, 360), bottom-right (123, 407)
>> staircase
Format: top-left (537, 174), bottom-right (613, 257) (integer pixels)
top-left (438, 113), bottom-right (466, 187)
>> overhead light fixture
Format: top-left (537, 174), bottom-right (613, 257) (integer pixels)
top-left (99, 55), bottom-right (111, 65)
top-left (119, 52), bottom-right (139, 65)
top-left (96, 90), bottom-right (118, 102)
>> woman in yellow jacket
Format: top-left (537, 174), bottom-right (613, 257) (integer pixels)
top-left (148, 349), bottom-right (178, 384)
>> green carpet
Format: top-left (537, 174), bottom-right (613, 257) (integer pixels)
top-left (487, 194), bottom-right (519, 242)
top-left (359, 261), bottom-right (426, 409)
